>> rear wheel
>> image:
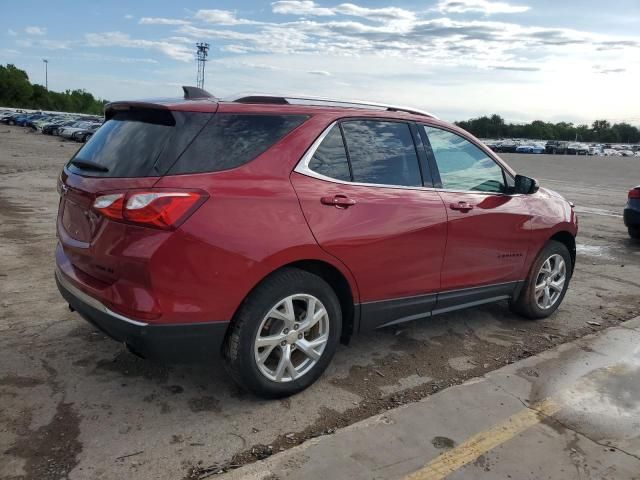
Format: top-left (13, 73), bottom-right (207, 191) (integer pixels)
top-left (629, 227), bottom-right (640, 239)
top-left (224, 268), bottom-right (341, 398)
top-left (510, 240), bottom-right (572, 319)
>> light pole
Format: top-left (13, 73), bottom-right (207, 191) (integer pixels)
top-left (43, 59), bottom-right (48, 91)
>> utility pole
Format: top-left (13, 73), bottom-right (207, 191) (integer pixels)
top-left (195, 43), bottom-right (209, 89)
top-left (43, 59), bottom-right (48, 90)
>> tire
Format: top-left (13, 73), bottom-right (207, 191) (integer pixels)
top-left (629, 227), bottom-right (640, 239)
top-left (510, 240), bottom-right (572, 319)
top-left (224, 268), bottom-right (342, 398)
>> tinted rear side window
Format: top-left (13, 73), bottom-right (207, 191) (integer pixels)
top-left (341, 120), bottom-right (422, 187)
top-left (168, 114), bottom-right (308, 175)
top-left (68, 109), bottom-right (210, 178)
top-left (308, 125), bottom-right (351, 181)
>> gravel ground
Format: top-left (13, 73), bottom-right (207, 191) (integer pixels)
top-left (1, 126), bottom-right (639, 480)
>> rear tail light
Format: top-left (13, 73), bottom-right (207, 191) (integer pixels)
top-left (629, 188), bottom-right (640, 199)
top-left (93, 190), bottom-right (207, 229)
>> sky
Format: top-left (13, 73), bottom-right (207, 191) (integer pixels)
top-left (2, 0), bottom-right (640, 124)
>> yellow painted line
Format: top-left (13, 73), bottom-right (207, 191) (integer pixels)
top-left (403, 397), bottom-right (562, 480)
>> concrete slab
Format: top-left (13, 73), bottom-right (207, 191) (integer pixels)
top-left (221, 319), bottom-right (640, 480)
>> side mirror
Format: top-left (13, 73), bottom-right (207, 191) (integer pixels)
top-left (514, 174), bottom-right (539, 194)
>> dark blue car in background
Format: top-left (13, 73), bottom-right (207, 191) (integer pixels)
top-left (625, 186), bottom-right (640, 239)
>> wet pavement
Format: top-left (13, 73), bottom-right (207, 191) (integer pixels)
top-left (1, 131), bottom-right (640, 479)
top-left (222, 317), bottom-right (640, 480)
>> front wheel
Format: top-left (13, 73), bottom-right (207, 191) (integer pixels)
top-left (224, 268), bottom-right (341, 398)
top-left (629, 227), bottom-right (640, 239)
top-left (510, 240), bottom-right (572, 319)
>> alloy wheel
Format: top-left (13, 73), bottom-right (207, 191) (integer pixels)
top-left (254, 294), bottom-right (329, 383)
top-left (534, 254), bottom-right (566, 309)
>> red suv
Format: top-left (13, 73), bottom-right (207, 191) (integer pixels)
top-left (56, 88), bottom-right (577, 397)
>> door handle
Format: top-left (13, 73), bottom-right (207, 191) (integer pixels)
top-left (449, 201), bottom-right (474, 211)
top-left (321, 195), bottom-right (357, 208)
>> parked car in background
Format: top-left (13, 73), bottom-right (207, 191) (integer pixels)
top-left (55, 87), bottom-right (578, 397)
top-left (6, 113), bottom-right (30, 126)
top-left (545, 141), bottom-right (569, 154)
top-left (23, 114), bottom-right (48, 128)
top-left (625, 186), bottom-right (640, 239)
top-left (0, 111), bottom-right (16, 122)
top-left (494, 140), bottom-right (518, 153)
top-left (588, 145), bottom-right (604, 156)
top-left (71, 123), bottom-right (101, 142)
top-left (58, 121), bottom-right (97, 139)
top-left (516, 144), bottom-right (545, 154)
top-left (567, 143), bottom-right (589, 155)
top-left (43, 119), bottom-right (77, 135)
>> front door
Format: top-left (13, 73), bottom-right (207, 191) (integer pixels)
top-left (420, 125), bottom-right (532, 306)
top-left (291, 120), bottom-right (447, 329)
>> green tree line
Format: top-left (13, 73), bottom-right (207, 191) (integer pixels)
top-left (0, 64), bottom-right (107, 115)
top-left (456, 114), bottom-right (640, 144)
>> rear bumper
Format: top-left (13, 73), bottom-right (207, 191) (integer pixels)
top-left (56, 269), bottom-right (229, 363)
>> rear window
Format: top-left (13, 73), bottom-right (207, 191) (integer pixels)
top-left (341, 120), bottom-right (422, 187)
top-left (167, 114), bottom-right (309, 175)
top-left (308, 125), bottom-right (351, 181)
top-left (68, 109), bottom-right (211, 178)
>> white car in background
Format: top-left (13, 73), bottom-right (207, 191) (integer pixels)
top-left (58, 122), bottom-right (98, 139)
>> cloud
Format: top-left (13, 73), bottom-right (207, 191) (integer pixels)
top-left (237, 61), bottom-right (286, 71)
top-left (272, 1), bottom-right (336, 16)
top-left (16, 38), bottom-right (70, 49)
top-left (7, 29), bottom-right (17, 36)
top-left (194, 9), bottom-right (259, 25)
top-left (594, 66), bottom-right (626, 74)
top-left (333, 4), bottom-right (416, 22)
top-left (491, 65), bottom-right (540, 71)
top-left (124, 14), bottom-right (134, 20)
top-left (139, 17), bottom-right (190, 25)
top-left (271, 1), bottom-right (415, 22)
top-left (307, 69), bottom-right (331, 75)
top-left (436, 0), bottom-right (530, 15)
top-left (25, 26), bottom-right (47, 35)
top-left (595, 39), bottom-right (640, 51)
top-left (85, 31), bottom-right (192, 62)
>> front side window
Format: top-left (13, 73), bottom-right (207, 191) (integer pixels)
top-left (341, 120), bottom-right (422, 187)
top-left (423, 126), bottom-right (506, 193)
top-left (308, 125), bottom-right (351, 181)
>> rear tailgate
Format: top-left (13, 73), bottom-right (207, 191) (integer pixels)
top-left (58, 103), bottom-right (215, 286)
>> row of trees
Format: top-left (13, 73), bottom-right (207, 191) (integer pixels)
top-left (456, 114), bottom-right (640, 144)
top-left (1, 63), bottom-right (638, 142)
top-left (0, 64), bottom-right (106, 115)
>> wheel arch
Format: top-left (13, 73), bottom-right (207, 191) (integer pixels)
top-left (231, 257), bottom-right (359, 345)
top-left (549, 230), bottom-right (576, 274)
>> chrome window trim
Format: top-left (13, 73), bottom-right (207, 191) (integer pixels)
top-left (294, 121), bottom-right (526, 197)
top-left (55, 268), bottom-right (148, 327)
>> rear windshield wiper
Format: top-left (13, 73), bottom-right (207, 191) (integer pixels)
top-left (70, 159), bottom-right (109, 172)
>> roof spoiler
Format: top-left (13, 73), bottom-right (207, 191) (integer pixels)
top-left (182, 86), bottom-right (216, 100)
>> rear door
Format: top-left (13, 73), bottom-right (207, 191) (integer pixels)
top-left (291, 119), bottom-right (447, 330)
top-left (420, 125), bottom-right (532, 306)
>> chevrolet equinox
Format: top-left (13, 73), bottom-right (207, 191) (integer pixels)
top-left (55, 87), bottom-right (578, 397)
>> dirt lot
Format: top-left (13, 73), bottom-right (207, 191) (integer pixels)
top-left (1, 125), bottom-right (639, 480)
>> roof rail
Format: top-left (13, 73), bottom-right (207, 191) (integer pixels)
top-left (182, 86), bottom-right (216, 100)
top-left (227, 93), bottom-right (438, 119)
